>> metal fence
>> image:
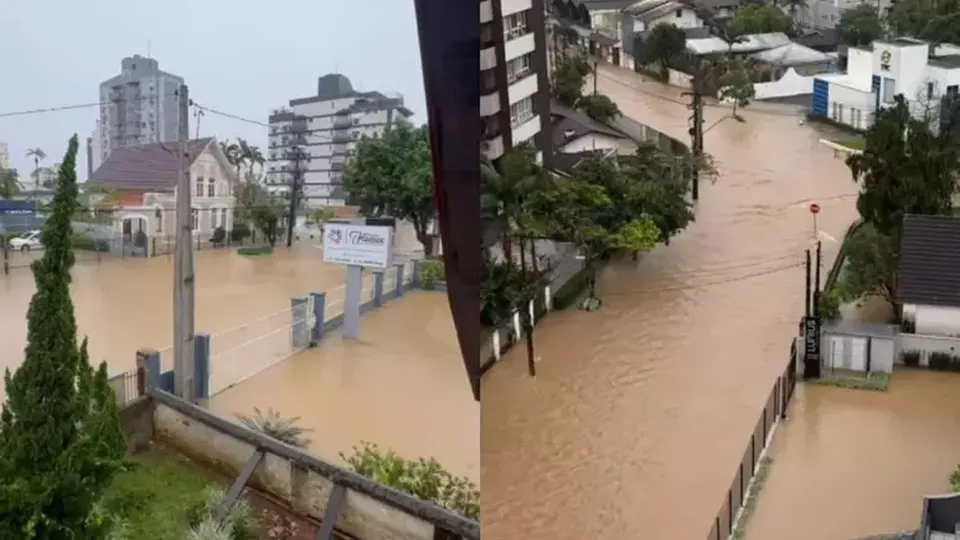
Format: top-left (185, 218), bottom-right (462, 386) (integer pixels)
top-left (705, 341), bottom-right (798, 540)
top-left (107, 368), bottom-right (144, 407)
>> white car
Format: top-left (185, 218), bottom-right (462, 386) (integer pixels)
top-left (9, 230), bottom-right (43, 252)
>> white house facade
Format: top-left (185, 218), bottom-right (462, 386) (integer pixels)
top-left (89, 137), bottom-right (238, 254)
top-left (810, 38), bottom-right (960, 131)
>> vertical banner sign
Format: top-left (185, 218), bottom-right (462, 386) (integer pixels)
top-left (412, 0), bottom-right (481, 400)
top-left (803, 315), bottom-right (822, 379)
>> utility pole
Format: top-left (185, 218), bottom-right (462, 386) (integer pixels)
top-left (173, 84), bottom-right (196, 400)
top-left (682, 88), bottom-right (704, 201)
top-left (285, 145), bottom-right (305, 248)
top-left (813, 240), bottom-right (822, 316)
top-left (592, 59), bottom-right (598, 96)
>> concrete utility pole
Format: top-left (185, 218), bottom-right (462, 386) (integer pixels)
top-left (173, 84), bottom-right (196, 400)
top-left (285, 144), bottom-right (305, 248)
top-left (683, 88), bottom-right (704, 201)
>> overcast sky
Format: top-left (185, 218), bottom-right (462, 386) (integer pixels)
top-left (0, 0), bottom-right (427, 179)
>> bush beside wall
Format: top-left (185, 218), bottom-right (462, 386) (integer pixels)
top-left (419, 259), bottom-right (445, 289)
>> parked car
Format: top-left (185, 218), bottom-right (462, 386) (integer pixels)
top-left (9, 230), bottom-right (43, 252)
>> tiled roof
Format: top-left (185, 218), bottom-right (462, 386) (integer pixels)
top-left (90, 138), bottom-right (213, 192)
top-left (551, 100), bottom-right (627, 149)
top-left (897, 214), bottom-right (960, 308)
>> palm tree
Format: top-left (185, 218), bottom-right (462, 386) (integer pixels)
top-left (238, 139), bottom-right (265, 180)
top-left (25, 148), bottom-right (46, 189)
top-left (0, 169), bottom-right (21, 199)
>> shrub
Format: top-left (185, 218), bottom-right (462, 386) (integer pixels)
top-left (186, 486), bottom-right (255, 540)
top-left (950, 466), bottom-right (960, 492)
top-left (230, 223), bottom-right (251, 242)
top-left (901, 350), bottom-right (921, 367)
top-left (818, 289), bottom-right (841, 320)
top-left (237, 407), bottom-right (312, 448)
top-left (211, 226), bottom-right (226, 244)
top-left (419, 259), bottom-right (445, 289)
top-left (340, 441), bottom-right (479, 520)
top-left (928, 352), bottom-right (960, 371)
top-left (186, 516), bottom-right (234, 540)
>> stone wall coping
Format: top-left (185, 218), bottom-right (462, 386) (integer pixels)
top-left (147, 388), bottom-right (479, 539)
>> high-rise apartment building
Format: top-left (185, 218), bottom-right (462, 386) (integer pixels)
top-left (266, 74), bottom-right (412, 207)
top-left (95, 55), bottom-right (183, 170)
top-left (0, 142), bottom-right (9, 170)
top-left (480, 0), bottom-right (552, 166)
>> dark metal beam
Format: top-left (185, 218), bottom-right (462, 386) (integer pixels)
top-left (214, 447), bottom-right (266, 522)
top-left (316, 483), bottom-right (346, 540)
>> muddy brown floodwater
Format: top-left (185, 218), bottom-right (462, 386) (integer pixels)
top-left (480, 63), bottom-right (862, 539)
top-left (209, 292), bottom-right (480, 482)
top-left (0, 244), bottom-right (348, 401)
top-left (746, 370), bottom-right (960, 539)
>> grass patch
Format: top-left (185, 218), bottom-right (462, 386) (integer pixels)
top-left (101, 451), bottom-right (216, 539)
top-left (833, 138), bottom-right (865, 151)
top-left (237, 246), bottom-right (273, 256)
top-left (730, 456), bottom-right (774, 540)
top-left (808, 370), bottom-right (890, 392)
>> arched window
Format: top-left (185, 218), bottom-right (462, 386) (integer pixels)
top-left (207, 178), bottom-right (216, 197)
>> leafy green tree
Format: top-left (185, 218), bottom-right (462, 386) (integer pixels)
top-left (527, 158), bottom-right (660, 300)
top-left (0, 168), bottom-right (21, 199)
top-left (0, 135), bottom-right (126, 538)
top-left (718, 58), bottom-right (756, 118)
top-left (726, 4), bottom-right (792, 39)
top-left (578, 94), bottom-right (621, 123)
top-left (342, 123), bottom-right (436, 256)
top-left (888, 0), bottom-right (960, 44)
top-left (551, 54), bottom-right (593, 107)
top-left (232, 181), bottom-right (284, 245)
top-left (837, 96), bottom-right (960, 306)
top-left (837, 3), bottom-right (883, 46)
top-left (637, 23), bottom-right (687, 80)
top-left (847, 95), bottom-right (958, 237)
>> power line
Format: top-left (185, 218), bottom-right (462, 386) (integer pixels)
top-left (602, 261), bottom-right (802, 297)
top-left (191, 101), bottom-right (344, 145)
top-left (0, 92), bottom-right (180, 120)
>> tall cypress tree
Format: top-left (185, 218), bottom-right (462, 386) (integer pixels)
top-left (0, 135), bottom-right (126, 538)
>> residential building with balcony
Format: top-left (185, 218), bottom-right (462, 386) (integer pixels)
top-left (266, 74), bottom-right (412, 207)
top-left (95, 55), bottom-right (183, 169)
top-left (481, 0), bottom-right (553, 166)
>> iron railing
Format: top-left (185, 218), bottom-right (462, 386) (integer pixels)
top-left (705, 342), bottom-right (797, 540)
top-left (107, 367), bottom-right (145, 407)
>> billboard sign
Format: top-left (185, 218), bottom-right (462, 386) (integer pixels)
top-left (322, 223), bottom-right (393, 270)
top-left (0, 200), bottom-right (36, 216)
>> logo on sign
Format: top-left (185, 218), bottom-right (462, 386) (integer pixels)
top-left (348, 230), bottom-right (385, 246)
top-left (327, 228), bottom-right (343, 246)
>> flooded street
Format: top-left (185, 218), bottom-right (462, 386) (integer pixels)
top-left (480, 64), bottom-right (861, 539)
top-left (0, 244), bottom-right (346, 400)
top-left (209, 292), bottom-right (480, 482)
top-left (746, 371), bottom-right (960, 539)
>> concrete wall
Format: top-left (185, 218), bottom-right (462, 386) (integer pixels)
top-left (897, 333), bottom-right (960, 367)
top-left (145, 389), bottom-right (477, 540)
top-left (911, 303), bottom-right (960, 337)
top-left (754, 68), bottom-right (816, 100)
top-left (119, 396), bottom-right (155, 454)
top-left (822, 332), bottom-right (896, 373)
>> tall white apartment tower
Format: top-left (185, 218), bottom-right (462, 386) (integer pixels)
top-left (266, 73), bottom-right (412, 207)
top-left (480, 0), bottom-right (553, 167)
top-left (95, 55), bottom-right (183, 169)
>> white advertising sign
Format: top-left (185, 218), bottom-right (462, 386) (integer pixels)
top-left (322, 223), bottom-right (393, 270)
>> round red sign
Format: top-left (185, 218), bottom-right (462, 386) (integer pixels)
top-left (809, 203), bottom-right (821, 214)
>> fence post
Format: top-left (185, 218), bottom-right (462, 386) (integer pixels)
top-left (193, 333), bottom-right (210, 401)
top-left (412, 260), bottom-right (421, 288)
top-left (291, 296), bottom-right (309, 349)
top-left (373, 272), bottom-right (384, 307)
top-left (3, 238), bottom-right (8, 275)
top-left (311, 292), bottom-right (326, 343)
top-left (394, 263), bottom-right (405, 297)
top-left (135, 348), bottom-right (160, 391)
